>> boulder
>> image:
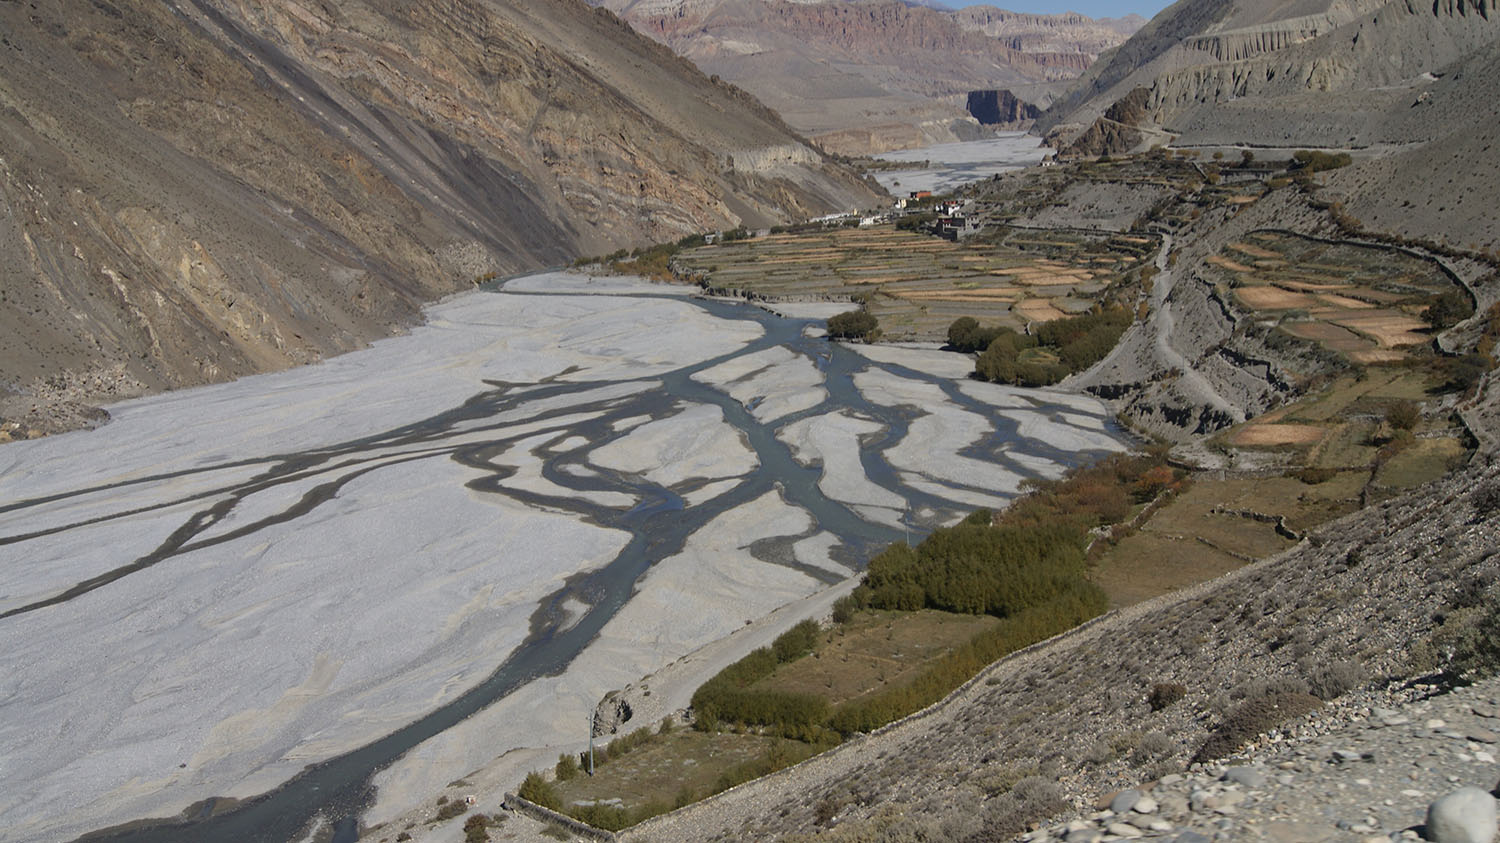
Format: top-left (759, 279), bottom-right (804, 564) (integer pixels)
top-left (1426, 787), bottom-right (1498, 843)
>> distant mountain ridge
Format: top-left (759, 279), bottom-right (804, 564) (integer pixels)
top-left (592, 0), bottom-right (1144, 154)
top-left (0, 0), bottom-right (882, 439)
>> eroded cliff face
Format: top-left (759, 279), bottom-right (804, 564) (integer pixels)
top-left (1043, 0), bottom-right (1500, 153)
top-left (0, 0), bottom-right (881, 437)
top-left (966, 89), bottom-right (1043, 126)
top-left (594, 0), bottom-right (1141, 154)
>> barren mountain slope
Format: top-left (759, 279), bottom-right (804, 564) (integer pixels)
top-left (1318, 37), bottom-right (1500, 251)
top-left (1040, 0), bottom-right (1499, 148)
top-left (0, 0), bottom-right (880, 438)
top-left (593, 0), bottom-right (1142, 154)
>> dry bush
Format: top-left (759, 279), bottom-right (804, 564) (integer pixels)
top-left (1147, 682), bottom-right (1186, 711)
top-left (1301, 658), bottom-right (1364, 700)
top-left (434, 798), bottom-right (468, 822)
top-left (1474, 481), bottom-right (1500, 523)
top-left (965, 777), bottom-right (1067, 841)
top-left (1230, 676), bottom-right (1310, 700)
top-left (972, 764), bottom-right (1039, 798)
top-left (1131, 731), bottom-right (1175, 763)
top-left (1192, 691), bottom-right (1323, 763)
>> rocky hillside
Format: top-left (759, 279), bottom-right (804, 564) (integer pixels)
top-left (0, 0), bottom-right (880, 439)
top-left (591, 0), bottom-right (1142, 154)
top-left (1033, 0), bottom-right (1499, 263)
top-left (1041, 0), bottom-right (1500, 155)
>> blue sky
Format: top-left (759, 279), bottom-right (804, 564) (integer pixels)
top-left (922, 0), bottom-right (1172, 21)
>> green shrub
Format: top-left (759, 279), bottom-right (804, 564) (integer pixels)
top-left (975, 775), bottom-right (1068, 836)
top-left (605, 727), bottom-right (653, 759)
top-left (831, 594), bottom-right (858, 625)
top-left (1421, 591), bottom-right (1500, 681)
top-left (827, 309), bottom-right (878, 340)
top-left (772, 620), bottom-right (821, 662)
top-left (1302, 659), bottom-right (1364, 700)
top-left (518, 771), bottom-right (561, 811)
top-left (568, 802), bottom-right (631, 831)
top-left (554, 752), bottom-right (579, 781)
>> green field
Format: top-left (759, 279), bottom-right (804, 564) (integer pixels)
top-left (752, 609), bottom-right (1000, 706)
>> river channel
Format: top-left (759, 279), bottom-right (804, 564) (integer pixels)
top-left (0, 273), bottom-right (1122, 842)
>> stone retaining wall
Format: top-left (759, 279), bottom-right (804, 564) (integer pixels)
top-left (502, 793), bottom-right (616, 841)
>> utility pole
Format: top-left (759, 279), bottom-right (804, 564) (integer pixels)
top-left (587, 709), bottom-right (596, 776)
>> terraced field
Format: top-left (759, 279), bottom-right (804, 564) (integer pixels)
top-left (676, 225), bottom-right (1154, 340)
top-left (1204, 231), bottom-right (1460, 364)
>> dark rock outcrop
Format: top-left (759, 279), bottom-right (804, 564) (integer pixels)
top-left (1057, 87), bottom-right (1151, 157)
top-left (966, 90), bottom-right (1042, 125)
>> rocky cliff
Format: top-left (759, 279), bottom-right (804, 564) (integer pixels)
top-left (966, 89), bottom-right (1042, 126)
top-left (592, 0), bottom-right (1142, 154)
top-left (0, 0), bottom-right (881, 438)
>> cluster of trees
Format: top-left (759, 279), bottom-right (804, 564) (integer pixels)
top-left (676, 449), bottom-right (1184, 767)
top-left (896, 211), bottom-right (938, 232)
top-left (689, 620), bottom-right (830, 733)
top-left (1430, 300), bottom-right (1497, 394)
top-left (827, 309), bottom-right (879, 341)
top-left (689, 450), bottom-right (1184, 741)
top-left (1291, 149), bottom-right (1353, 173)
top-left (977, 332), bottom-right (1065, 386)
top-left (956, 306), bottom-right (1133, 387)
top-left (573, 231), bottom-right (710, 279)
top-left (574, 228), bottom-right (762, 279)
top-left (827, 449), bottom-right (1182, 734)
top-left (1423, 290), bottom-right (1474, 329)
top-left (947, 316), bottom-right (1012, 353)
top-left (1003, 446), bottom-right (1183, 532)
top-left (856, 522), bottom-right (1094, 616)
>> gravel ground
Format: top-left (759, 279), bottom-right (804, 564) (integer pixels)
top-left (1033, 678), bottom-right (1500, 843)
